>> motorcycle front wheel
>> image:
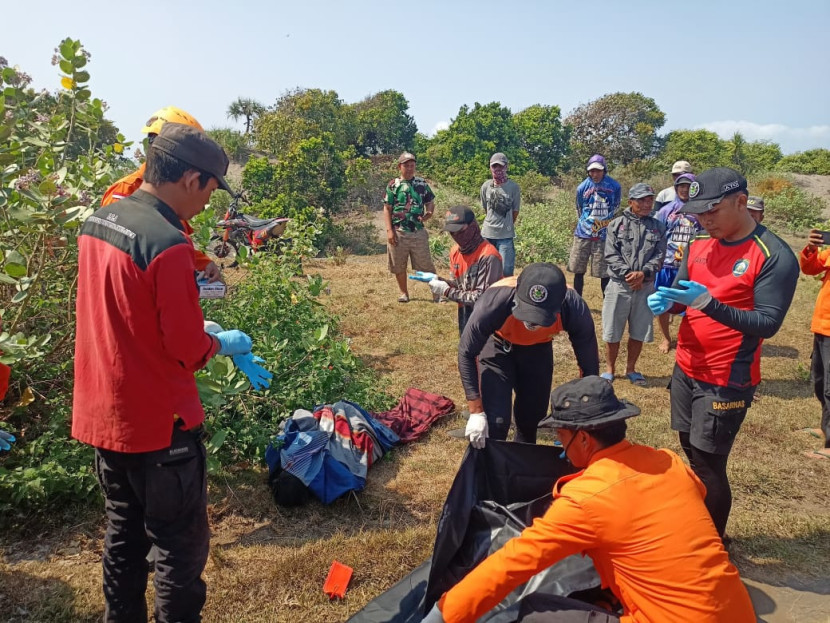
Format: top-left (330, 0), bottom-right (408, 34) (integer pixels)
top-left (207, 236), bottom-right (239, 268)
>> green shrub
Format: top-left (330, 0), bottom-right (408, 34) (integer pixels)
top-left (198, 231), bottom-right (394, 466)
top-left (776, 149), bottom-right (830, 175)
top-left (514, 193), bottom-right (577, 266)
top-left (513, 171), bottom-right (553, 204)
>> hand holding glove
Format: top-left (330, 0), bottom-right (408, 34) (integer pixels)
top-left (0, 430), bottom-right (15, 452)
top-left (232, 353), bottom-right (273, 390)
top-left (465, 412), bottom-right (489, 449)
top-left (408, 271), bottom-right (437, 283)
top-left (216, 330), bottom-right (252, 356)
top-left (428, 277), bottom-right (449, 298)
top-left (647, 291), bottom-right (673, 315)
top-left (657, 280), bottom-right (712, 310)
top-left (422, 604), bottom-right (445, 623)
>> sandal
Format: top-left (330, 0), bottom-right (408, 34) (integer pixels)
top-left (600, 372), bottom-right (614, 382)
top-left (805, 449), bottom-right (830, 460)
top-left (397, 294), bottom-right (409, 303)
top-left (626, 372), bottom-right (647, 387)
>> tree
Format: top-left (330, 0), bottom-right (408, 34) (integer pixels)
top-left (348, 90), bottom-right (417, 156)
top-left (207, 127), bottom-right (251, 164)
top-left (565, 92), bottom-right (665, 167)
top-left (726, 132), bottom-right (782, 174)
top-left (423, 102), bottom-right (532, 194)
top-left (226, 97), bottom-right (265, 134)
top-left (255, 88), bottom-right (349, 156)
top-left (513, 104), bottom-right (570, 177)
top-left (660, 129), bottom-right (731, 171)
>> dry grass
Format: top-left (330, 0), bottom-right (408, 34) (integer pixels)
top-left (1, 244), bottom-right (829, 621)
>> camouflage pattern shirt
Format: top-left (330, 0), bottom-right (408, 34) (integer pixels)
top-left (384, 176), bottom-right (435, 232)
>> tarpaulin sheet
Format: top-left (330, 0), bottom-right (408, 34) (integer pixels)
top-left (349, 440), bottom-right (601, 623)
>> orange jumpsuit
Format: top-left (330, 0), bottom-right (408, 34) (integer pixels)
top-left (799, 245), bottom-right (830, 336)
top-left (101, 164), bottom-right (212, 271)
top-left (437, 440), bottom-right (755, 623)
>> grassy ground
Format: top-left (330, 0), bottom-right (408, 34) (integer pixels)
top-left (2, 241), bottom-right (829, 621)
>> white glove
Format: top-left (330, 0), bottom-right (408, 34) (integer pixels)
top-left (204, 320), bottom-right (224, 334)
top-left (422, 604), bottom-right (445, 623)
top-left (465, 412), bottom-right (488, 449)
top-left (428, 277), bottom-right (450, 298)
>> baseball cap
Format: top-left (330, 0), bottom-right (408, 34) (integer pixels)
top-left (151, 123), bottom-right (231, 192)
top-left (681, 167), bottom-right (748, 215)
top-left (586, 154), bottom-right (607, 171)
top-left (512, 263), bottom-right (567, 327)
top-left (548, 376), bottom-right (640, 431)
top-left (628, 183), bottom-right (655, 199)
top-left (674, 172), bottom-right (696, 187)
top-left (746, 196), bottom-right (765, 212)
top-left (398, 152), bottom-right (417, 164)
top-left (490, 152), bottom-right (508, 167)
top-left (443, 205), bottom-right (476, 232)
top-left (671, 160), bottom-right (693, 174)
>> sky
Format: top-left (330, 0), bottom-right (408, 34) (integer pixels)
top-left (4, 0), bottom-right (829, 155)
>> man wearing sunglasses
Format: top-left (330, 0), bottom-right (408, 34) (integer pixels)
top-left (647, 167), bottom-right (798, 540)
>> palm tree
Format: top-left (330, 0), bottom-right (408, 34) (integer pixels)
top-left (227, 97), bottom-right (266, 134)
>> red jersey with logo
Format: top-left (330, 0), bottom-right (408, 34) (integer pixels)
top-left (675, 226), bottom-right (798, 389)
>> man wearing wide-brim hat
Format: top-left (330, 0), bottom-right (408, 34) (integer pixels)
top-left (424, 376), bottom-right (756, 623)
top-left (647, 166), bottom-right (799, 540)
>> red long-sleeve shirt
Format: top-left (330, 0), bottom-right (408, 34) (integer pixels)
top-left (72, 190), bottom-right (218, 453)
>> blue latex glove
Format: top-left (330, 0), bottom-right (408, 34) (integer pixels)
top-left (658, 280), bottom-right (713, 310)
top-left (0, 430), bottom-right (15, 452)
top-left (232, 353), bottom-right (273, 390)
top-left (647, 290), bottom-right (673, 315)
top-left (216, 330), bottom-right (252, 356)
top-left (408, 271), bottom-right (437, 283)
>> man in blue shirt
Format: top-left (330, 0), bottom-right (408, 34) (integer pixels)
top-left (568, 154), bottom-right (621, 297)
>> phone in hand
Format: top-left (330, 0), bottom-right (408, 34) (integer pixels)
top-left (820, 230), bottom-right (830, 246)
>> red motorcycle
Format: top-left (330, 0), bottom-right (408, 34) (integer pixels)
top-left (208, 194), bottom-right (290, 267)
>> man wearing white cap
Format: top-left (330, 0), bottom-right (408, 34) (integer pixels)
top-left (654, 161), bottom-right (693, 212)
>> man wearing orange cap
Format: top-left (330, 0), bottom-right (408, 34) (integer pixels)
top-left (102, 107), bottom-right (222, 282)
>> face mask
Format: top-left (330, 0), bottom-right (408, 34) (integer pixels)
top-left (450, 220), bottom-right (483, 254)
top-left (491, 166), bottom-right (508, 185)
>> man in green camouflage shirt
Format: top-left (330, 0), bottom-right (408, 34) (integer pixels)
top-left (383, 152), bottom-right (438, 302)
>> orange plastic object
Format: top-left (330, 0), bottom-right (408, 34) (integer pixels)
top-left (323, 560), bottom-right (353, 600)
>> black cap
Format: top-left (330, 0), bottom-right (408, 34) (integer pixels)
top-left (151, 123), bottom-right (231, 192)
top-left (443, 205), bottom-right (476, 232)
top-left (681, 167), bottom-right (747, 214)
top-left (547, 376), bottom-right (641, 430)
top-left (512, 263), bottom-right (567, 327)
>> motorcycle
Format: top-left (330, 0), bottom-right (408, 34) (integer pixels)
top-left (208, 194), bottom-right (290, 267)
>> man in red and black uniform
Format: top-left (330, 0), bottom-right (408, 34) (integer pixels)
top-left (458, 263), bottom-right (599, 446)
top-left (426, 206), bottom-right (503, 335)
top-left (648, 167), bottom-right (798, 539)
top-left (73, 123), bottom-right (255, 622)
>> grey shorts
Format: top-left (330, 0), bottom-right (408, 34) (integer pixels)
top-left (387, 227), bottom-right (436, 274)
top-left (601, 279), bottom-right (655, 343)
top-left (567, 237), bottom-right (606, 277)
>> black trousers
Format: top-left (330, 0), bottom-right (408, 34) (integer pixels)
top-left (810, 333), bottom-right (830, 448)
top-left (480, 338), bottom-right (553, 444)
top-left (94, 425), bottom-right (209, 623)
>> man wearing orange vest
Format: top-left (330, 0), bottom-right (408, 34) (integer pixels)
top-left (457, 263), bottom-right (598, 446)
top-left (799, 227), bottom-right (830, 458)
top-left (420, 206), bottom-right (503, 335)
top-left (424, 376), bottom-right (756, 623)
top-left (102, 106), bottom-right (222, 282)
